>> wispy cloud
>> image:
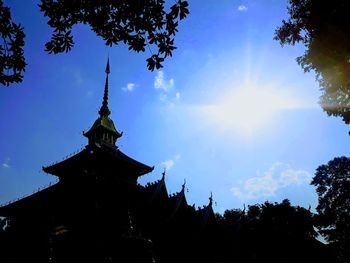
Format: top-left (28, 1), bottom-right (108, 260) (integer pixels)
top-left (122, 83), bottom-right (136, 92)
top-left (231, 162), bottom-right (311, 200)
top-left (154, 71), bottom-right (174, 92)
top-left (154, 71), bottom-right (180, 105)
top-left (161, 154), bottom-right (181, 170)
top-left (238, 5), bottom-right (248, 11)
top-left (2, 158), bottom-right (10, 169)
top-left (161, 159), bottom-right (175, 170)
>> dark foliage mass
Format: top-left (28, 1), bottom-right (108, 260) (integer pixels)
top-left (213, 200), bottom-right (331, 263)
top-left (275, 0), bottom-right (350, 124)
top-left (0, 0), bottom-right (26, 86)
top-left (39, 0), bottom-right (189, 71)
top-left (312, 157), bottom-right (350, 263)
top-left (0, 199), bottom-right (338, 263)
top-left (0, 0), bottom-right (189, 86)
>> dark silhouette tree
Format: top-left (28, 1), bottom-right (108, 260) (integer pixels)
top-left (1, 0), bottom-right (189, 86)
top-left (0, 0), bottom-right (26, 86)
top-left (246, 199), bottom-right (316, 240)
top-left (216, 200), bottom-right (326, 263)
top-left (275, 0), bottom-right (350, 125)
top-left (312, 157), bottom-right (350, 263)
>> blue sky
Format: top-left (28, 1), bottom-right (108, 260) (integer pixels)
top-left (1, 0), bottom-right (349, 214)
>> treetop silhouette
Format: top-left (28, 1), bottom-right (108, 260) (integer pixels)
top-left (0, 0), bottom-right (189, 86)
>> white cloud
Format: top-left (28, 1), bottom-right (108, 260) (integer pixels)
top-left (154, 71), bottom-right (181, 105)
top-left (122, 83), bottom-right (136, 92)
top-left (231, 162), bottom-right (311, 200)
top-left (154, 71), bottom-right (174, 92)
top-left (279, 168), bottom-right (311, 187)
top-left (238, 5), bottom-right (248, 11)
top-left (2, 158), bottom-right (10, 169)
top-left (161, 159), bottom-right (175, 170)
top-left (161, 154), bottom-right (181, 170)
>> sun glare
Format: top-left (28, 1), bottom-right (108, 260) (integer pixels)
top-left (200, 84), bottom-right (302, 137)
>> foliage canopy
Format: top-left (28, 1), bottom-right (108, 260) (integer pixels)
top-left (312, 157), bottom-right (350, 262)
top-left (275, 0), bottom-right (350, 124)
top-left (0, 0), bottom-right (189, 86)
top-left (0, 0), bottom-right (26, 86)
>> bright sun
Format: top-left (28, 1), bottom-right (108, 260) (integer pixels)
top-left (200, 84), bottom-right (301, 137)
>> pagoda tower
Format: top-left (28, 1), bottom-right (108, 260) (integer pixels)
top-left (43, 59), bottom-right (153, 185)
top-left (0, 60), bottom-right (217, 263)
top-left (0, 60), bottom-right (156, 263)
top-left (40, 59), bottom-right (155, 263)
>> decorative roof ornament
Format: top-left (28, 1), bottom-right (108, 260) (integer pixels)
top-left (161, 168), bottom-right (166, 180)
top-left (209, 192), bottom-right (213, 206)
top-left (181, 179), bottom-right (186, 192)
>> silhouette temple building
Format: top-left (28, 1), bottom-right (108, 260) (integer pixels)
top-left (0, 60), bottom-right (217, 263)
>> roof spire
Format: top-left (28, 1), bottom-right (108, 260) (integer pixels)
top-left (83, 58), bottom-right (124, 146)
top-left (98, 58), bottom-right (111, 117)
top-left (105, 57), bottom-right (110, 74)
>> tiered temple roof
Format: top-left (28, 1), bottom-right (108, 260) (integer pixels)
top-left (143, 173), bottom-right (214, 225)
top-left (42, 144), bottom-right (153, 181)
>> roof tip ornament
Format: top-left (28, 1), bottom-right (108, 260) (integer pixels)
top-left (161, 167), bottom-right (166, 180)
top-left (181, 179), bottom-right (187, 192)
top-left (209, 192), bottom-right (213, 206)
top-left (98, 57), bottom-right (111, 117)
